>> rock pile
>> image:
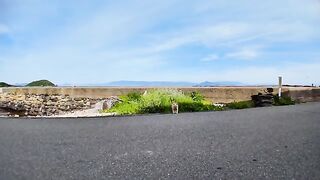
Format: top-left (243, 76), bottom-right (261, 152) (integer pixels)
top-left (0, 93), bottom-right (101, 116)
top-left (251, 93), bottom-right (274, 107)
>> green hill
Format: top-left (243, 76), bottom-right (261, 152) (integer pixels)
top-left (0, 82), bottom-right (13, 87)
top-left (26, 80), bottom-right (56, 87)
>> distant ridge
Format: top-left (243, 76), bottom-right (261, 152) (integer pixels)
top-left (79, 81), bottom-right (244, 87)
top-left (90, 81), bottom-right (196, 87)
top-left (0, 82), bottom-right (13, 87)
top-left (26, 80), bottom-right (56, 87)
top-left (194, 81), bottom-right (244, 87)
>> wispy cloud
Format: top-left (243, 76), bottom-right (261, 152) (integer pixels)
top-left (201, 54), bottom-right (220, 62)
top-left (0, 24), bottom-right (9, 34)
top-left (225, 46), bottom-right (262, 60)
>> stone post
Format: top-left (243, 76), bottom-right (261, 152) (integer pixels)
top-left (278, 76), bottom-right (282, 97)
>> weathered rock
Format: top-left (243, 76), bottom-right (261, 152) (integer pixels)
top-left (0, 93), bottom-right (101, 117)
top-left (102, 96), bottom-right (121, 110)
top-left (85, 102), bottom-right (91, 107)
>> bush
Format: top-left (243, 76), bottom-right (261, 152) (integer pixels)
top-left (122, 92), bottom-right (142, 102)
top-left (107, 101), bottom-right (141, 115)
top-left (105, 89), bottom-right (223, 115)
top-left (227, 100), bottom-right (254, 109)
top-left (190, 91), bottom-right (204, 102)
top-left (26, 80), bottom-right (55, 87)
top-left (273, 95), bottom-right (295, 106)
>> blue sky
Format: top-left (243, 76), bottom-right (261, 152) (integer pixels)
top-left (1, 0), bottom-right (320, 85)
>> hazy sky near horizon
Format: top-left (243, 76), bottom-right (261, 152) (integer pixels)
top-left (1, 0), bottom-right (320, 85)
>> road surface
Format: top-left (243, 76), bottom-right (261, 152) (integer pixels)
top-left (0, 102), bottom-right (320, 179)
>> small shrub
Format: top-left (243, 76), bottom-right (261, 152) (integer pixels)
top-left (273, 95), bottom-right (295, 106)
top-left (107, 101), bottom-right (141, 115)
top-left (190, 91), bottom-right (204, 102)
top-left (124, 92), bottom-right (142, 101)
top-left (227, 100), bottom-right (254, 109)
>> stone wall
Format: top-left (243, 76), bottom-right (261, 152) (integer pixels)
top-left (283, 88), bottom-right (320, 103)
top-left (0, 93), bottom-right (100, 116)
top-left (1, 86), bottom-right (319, 103)
top-left (1, 86), bottom-right (274, 103)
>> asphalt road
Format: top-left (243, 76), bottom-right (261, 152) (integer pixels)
top-left (0, 103), bottom-right (320, 180)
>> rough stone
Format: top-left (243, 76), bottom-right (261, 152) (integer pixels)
top-left (0, 93), bottom-right (102, 117)
top-left (102, 96), bottom-right (121, 110)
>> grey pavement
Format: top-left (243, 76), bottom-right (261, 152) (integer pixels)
top-left (0, 102), bottom-right (320, 179)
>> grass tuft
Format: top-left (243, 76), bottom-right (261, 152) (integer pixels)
top-left (273, 95), bottom-right (295, 106)
top-left (226, 100), bottom-right (254, 109)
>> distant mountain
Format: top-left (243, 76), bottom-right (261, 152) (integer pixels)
top-left (3, 80), bottom-right (243, 87)
top-left (26, 80), bottom-right (56, 87)
top-left (0, 82), bottom-right (13, 87)
top-left (79, 81), bottom-right (244, 87)
top-left (99, 81), bottom-right (196, 87)
top-left (195, 81), bottom-right (244, 87)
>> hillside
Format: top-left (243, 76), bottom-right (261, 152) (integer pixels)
top-left (195, 81), bottom-right (244, 87)
top-left (0, 82), bottom-right (13, 87)
top-left (26, 80), bottom-right (56, 87)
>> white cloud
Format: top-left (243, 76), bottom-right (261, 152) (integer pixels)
top-left (225, 46), bottom-right (261, 60)
top-left (141, 22), bottom-right (252, 54)
top-left (201, 54), bottom-right (220, 62)
top-left (141, 18), bottom-right (320, 55)
top-left (199, 23), bottom-right (250, 44)
top-left (0, 24), bottom-right (9, 34)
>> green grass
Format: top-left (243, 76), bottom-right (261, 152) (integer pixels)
top-left (105, 90), bottom-right (224, 115)
top-left (226, 100), bottom-right (254, 109)
top-left (26, 80), bottom-right (55, 87)
top-left (273, 95), bottom-right (295, 106)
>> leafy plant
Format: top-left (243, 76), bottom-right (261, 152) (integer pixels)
top-left (107, 101), bottom-right (141, 115)
top-left (122, 92), bottom-right (142, 102)
top-left (190, 91), bottom-right (204, 102)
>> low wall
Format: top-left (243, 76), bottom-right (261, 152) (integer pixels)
top-left (1, 86), bottom-right (320, 103)
top-left (283, 88), bottom-right (320, 103)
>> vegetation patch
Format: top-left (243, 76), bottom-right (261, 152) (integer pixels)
top-left (226, 100), bottom-right (254, 109)
top-left (226, 95), bottom-right (295, 109)
top-left (104, 90), bottom-right (224, 115)
top-left (26, 80), bottom-right (55, 87)
top-left (273, 95), bottom-right (295, 106)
